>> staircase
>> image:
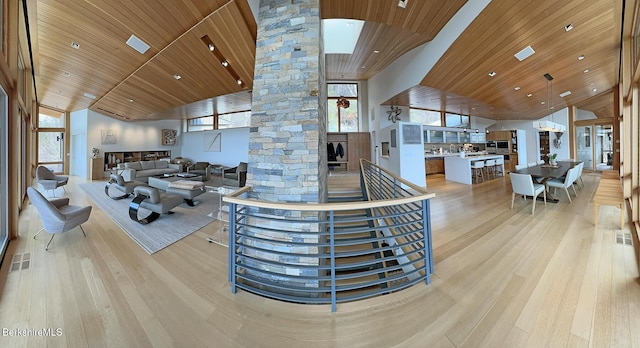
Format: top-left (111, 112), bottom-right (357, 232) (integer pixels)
top-left (327, 185), bottom-right (407, 301)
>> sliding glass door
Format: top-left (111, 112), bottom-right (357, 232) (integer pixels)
top-left (576, 126), bottom-right (593, 170)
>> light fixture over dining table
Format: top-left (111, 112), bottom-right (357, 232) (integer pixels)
top-left (533, 73), bottom-right (566, 133)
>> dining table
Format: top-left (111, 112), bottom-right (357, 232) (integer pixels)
top-left (512, 161), bottom-right (582, 203)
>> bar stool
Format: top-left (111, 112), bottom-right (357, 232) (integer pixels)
top-left (484, 159), bottom-right (495, 179)
top-left (494, 157), bottom-right (504, 177)
top-left (471, 161), bottom-right (485, 183)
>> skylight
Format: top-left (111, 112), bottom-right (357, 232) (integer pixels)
top-left (323, 19), bottom-right (365, 54)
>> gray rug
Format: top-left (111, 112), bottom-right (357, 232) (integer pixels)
top-left (80, 182), bottom-right (219, 254)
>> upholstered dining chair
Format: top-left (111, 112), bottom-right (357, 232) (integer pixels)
top-left (27, 187), bottom-right (92, 250)
top-left (546, 166), bottom-right (579, 203)
top-left (509, 172), bottom-right (546, 214)
top-left (36, 165), bottom-right (69, 197)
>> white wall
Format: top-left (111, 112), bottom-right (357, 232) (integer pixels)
top-left (488, 108), bottom-right (571, 162)
top-left (379, 122), bottom-right (426, 188)
top-left (86, 110), bottom-right (182, 176)
top-left (576, 108), bottom-right (597, 120)
top-left (70, 109), bottom-right (88, 178)
top-left (180, 128), bottom-right (250, 167)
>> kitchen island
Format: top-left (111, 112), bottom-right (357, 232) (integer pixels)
top-left (444, 155), bottom-right (504, 185)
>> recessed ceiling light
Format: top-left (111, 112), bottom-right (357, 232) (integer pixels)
top-left (565, 23), bottom-right (574, 32)
top-left (83, 92), bottom-right (96, 99)
top-left (592, 88), bottom-right (597, 93)
top-left (221, 60), bottom-right (228, 67)
top-left (527, 93), bottom-right (533, 97)
top-left (127, 99), bottom-right (134, 103)
top-left (70, 42), bottom-right (80, 49)
top-left (63, 71), bottom-right (71, 77)
top-left (488, 71), bottom-right (496, 77)
top-left (397, 0), bottom-right (407, 8)
top-left (578, 55), bottom-right (585, 61)
top-left (559, 91), bottom-right (572, 97)
top-left (541, 101), bottom-right (546, 105)
top-left (126, 34), bottom-right (150, 54)
top-left (514, 45), bottom-right (535, 61)
top-left (361, 66), bottom-right (366, 69)
top-left (514, 86), bottom-right (521, 91)
top-left (173, 74), bottom-right (182, 80)
top-left (373, 50), bottom-right (380, 54)
top-left (583, 69), bottom-right (589, 73)
top-left (208, 43), bottom-right (215, 51)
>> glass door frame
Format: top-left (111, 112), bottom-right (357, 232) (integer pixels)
top-left (573, 119), bottom-right (614, 172)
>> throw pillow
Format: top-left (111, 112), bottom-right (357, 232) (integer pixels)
top-left (125, 162), bottom-right (142, 171)
top-left (155, 160), bottom-right (168, 169)
top-left (140, 161), bottom-right (155, 170)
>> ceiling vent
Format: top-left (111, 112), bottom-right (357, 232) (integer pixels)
top-left (126, 35), bottom-right (150, 54)
top-left (514, 46), bottom-right (535, 61)
top-left (559, 91), bottom-right (572, 98)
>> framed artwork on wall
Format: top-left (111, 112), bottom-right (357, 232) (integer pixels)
top-left (162, 129), bottom-right (177, 145)
top-left (101, 129), bottom-right (117, 144)
top-left (203, 132), bottom-right (222, 152)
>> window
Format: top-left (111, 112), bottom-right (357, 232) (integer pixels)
top-left (37, 107), bottom-right (66, 173)
top-left (410, 108), bottom-right (442, 126)
top-left (445, 113), bottom-right (470, 128)
top-left (218, 111), bottom-right (251, 129)
top-left (328, 83), bottom-right (358, 132)
top-left (187, 116), bottom-right (213, 132)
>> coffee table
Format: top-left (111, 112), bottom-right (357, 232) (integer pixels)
top-left (148, 175), bottom-right (204, 206)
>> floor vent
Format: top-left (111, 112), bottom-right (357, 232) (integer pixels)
top-left (9, 253), bottom-right (31, 272)
top-left (616, 231), bottom-right (633, 246)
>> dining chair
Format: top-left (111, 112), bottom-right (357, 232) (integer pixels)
top-left (574, 162), bottom-right (585, 190)
top-left (514, 164), bottom-right (527, 171)
top-left (27, 187), bottom-right (92, 250)
top-left (527, 162), bottom-right (537, 167)
top-left (546, 166), bottom-right (579, 203)
top-left (509, 173), bottom-right (546, 214)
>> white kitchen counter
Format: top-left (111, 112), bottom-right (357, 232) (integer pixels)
top-left (444, 155), bottom-right (504, 185)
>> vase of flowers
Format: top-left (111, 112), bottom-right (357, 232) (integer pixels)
top-left (548, 153), bottom-right (558, 166)
top-left (91, 147), bottom-right (100, 158)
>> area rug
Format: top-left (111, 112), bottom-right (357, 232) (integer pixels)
top-left (80, 182), bottom-right (219, 254)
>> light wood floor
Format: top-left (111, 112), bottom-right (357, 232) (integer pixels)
top-left (0, 172), bottom-right (638, 347)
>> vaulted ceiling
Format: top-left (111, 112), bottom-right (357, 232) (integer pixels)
top-left (26, 0), bottom-right (621, 122)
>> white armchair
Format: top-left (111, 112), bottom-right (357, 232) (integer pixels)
top-left (27, 187), bottom-right (92, 250)
top-left (36, 165), bottom-right (68, 197)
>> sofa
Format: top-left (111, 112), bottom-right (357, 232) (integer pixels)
top-left (117, 160), bottom-right (180, 182)
top-left (223, 162), bottom-right (247, 187)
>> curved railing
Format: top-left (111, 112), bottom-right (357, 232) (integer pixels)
top-left (223, 159), bottom-right (435, 312)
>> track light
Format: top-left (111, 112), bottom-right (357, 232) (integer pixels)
top-left (208, 43), bottom-right (215, 51)
top-left (237, 79), bottom-right (242, 85)
top-left (221, 60), bottom-right (228, 67)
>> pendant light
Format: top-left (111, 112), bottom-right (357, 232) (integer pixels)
top-left (533, 73), bottom-right (566, 133)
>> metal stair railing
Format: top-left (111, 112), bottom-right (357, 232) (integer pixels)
top-left (223, 161), bottom-right (435, 312)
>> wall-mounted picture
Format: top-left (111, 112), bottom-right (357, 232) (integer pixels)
top-left (203, 132), bottom-right (222, 152)
top-left (101, 129), bottom-right (117, 144)
top-left (162, 129), bottom-right (178, 145)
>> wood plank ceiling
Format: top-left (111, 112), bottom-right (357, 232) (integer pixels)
top-left (28, 0), bottom-right (620, 121)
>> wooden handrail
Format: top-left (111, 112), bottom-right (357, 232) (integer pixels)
top-left (224, 188), bottom-right (434, 211)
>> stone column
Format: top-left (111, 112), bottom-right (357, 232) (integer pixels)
top-left (248, 0), bottom-right (327, 204)
top-left (242, 0), bottom-right (327, 294)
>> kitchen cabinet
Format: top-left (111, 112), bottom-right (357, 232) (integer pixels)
top-left (470, 132), bottom-right (485, 143)
top-left (428, 129), bottom-right (444, 143)
top-left (425, 157), bottom-right (445, 175)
